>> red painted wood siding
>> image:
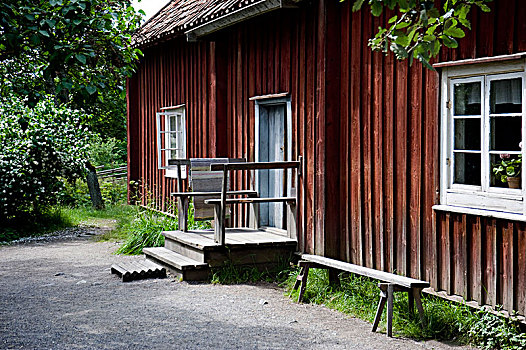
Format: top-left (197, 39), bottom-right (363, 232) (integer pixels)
top-left (127, 39), bottom-right (226, 210)
top-left (127, 0), bottom-right (526, 316)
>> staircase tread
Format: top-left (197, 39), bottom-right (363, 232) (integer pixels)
top-left (144, 247), bottom-right (208, 270)
top-left (163, 231), bottom-right (219, 249)
top-left (163, 229), bottom-right (297, 248)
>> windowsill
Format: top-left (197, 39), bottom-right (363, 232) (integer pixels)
top-left (433, 204), bottom-right (526, 222)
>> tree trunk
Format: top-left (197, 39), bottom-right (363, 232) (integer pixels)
top-left (86, 162), bottom-right (105, 210)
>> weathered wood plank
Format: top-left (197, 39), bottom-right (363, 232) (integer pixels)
top-left (301, 254), bottom-right (430, 288)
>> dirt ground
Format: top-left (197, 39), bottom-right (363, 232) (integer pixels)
top-left (0, 231), bottom-right (473, 350)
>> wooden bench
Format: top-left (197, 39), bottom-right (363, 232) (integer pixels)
top-left (291, 254), bottom-right (430, 337)
top-left (204, 159), bottom-right (302, 245)
top-left (168, 158), bottom-right (256, 231)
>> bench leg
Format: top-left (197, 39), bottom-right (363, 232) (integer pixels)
top-left (413, 288), bottom-right (425, 325)
top-left (296, 264), bottom-right (310, 303)
top-left (408, 288), bottom-right (414, 317)
top-left (387, 284), bottom-right (394, 337)
top-left (372, 284), bottom-right (387, 332)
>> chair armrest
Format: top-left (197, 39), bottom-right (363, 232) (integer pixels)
top-left (204, 197), bottom-right (296, 205)
top-left (171, 190), bottom-right (257, 198)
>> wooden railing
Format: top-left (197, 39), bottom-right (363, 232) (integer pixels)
top-left (207, 157), bottom-right (302, 245)
top-left (96, 164), bottom-right (127, 179)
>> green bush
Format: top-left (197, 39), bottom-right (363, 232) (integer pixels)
top-left (58, 177), bottom-right (127, 207)
top-left (468, 309), bottom-right (526, 349)
top-left (100, 178), bottom-right (127, 205)
top-left (89, 135), bottom-right (126, 169)
top-left (0, 95), bottom-right (91, 222)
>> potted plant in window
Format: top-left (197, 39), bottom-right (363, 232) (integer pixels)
top-left (492, 154), bottom-right (522, 189)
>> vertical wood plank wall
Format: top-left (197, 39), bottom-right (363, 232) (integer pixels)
top-left (127, 0), bottom-right (526, 316)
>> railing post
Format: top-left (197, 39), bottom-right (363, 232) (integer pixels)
top-left (176, 162), bottom-right (188, 231)
top-left (218, 164), bottom-right (228, 245)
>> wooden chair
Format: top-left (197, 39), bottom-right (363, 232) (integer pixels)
top-left (204, 157), bottom-right (302, 245)
top-left (168, 158), bottom-right (256, 231)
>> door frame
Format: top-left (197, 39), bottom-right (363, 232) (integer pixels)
top-left (254, 96), bottom-right (293, 230)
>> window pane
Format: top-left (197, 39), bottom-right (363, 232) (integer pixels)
top-left (169, 133), bottom-right (177, 149)
top-left (454, 118), bottom-right (480, 150)
top-left (454, 152), bottom-right (481, 185)
top-left (490, 78), bottom-right (522, 114)
top-left (454, 81), bottom-right (481, 115)
top-left (490, 153), bottom-right (521, 189)
top-left (490, 116), bottom-right (521, 151)
top-left (177, 114), bottom-right (183, 133)
top-left (169, 116), bottom-right (177, 131)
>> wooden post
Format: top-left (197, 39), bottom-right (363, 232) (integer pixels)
top-left (178, 197), bottom-right (189, 231)
top-left (413, 287), bottom-right (425, 325)
top-left (297, 263), bottom-right (310, 303)
top-left (176, 162), bottom-right (187, 231)
top-left (372, 284), bottom-right (388, 332)
top-left (408, 288), bottom-right (414, 317)
top-left (85, 161), bottom-right (105, 210)
top-left (248, 192), bottom-right (259, 229)
top-left (219, 164), bottom-right (228, 245)
top-left (387, 284), bottom-right (394, 337)
top-left (213, 203), bottom-right (222, 244)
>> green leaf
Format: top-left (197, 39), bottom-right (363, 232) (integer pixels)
top-left (371, 2), bottom-right (383, 16)
top-left (479, 4), bottom-right (491, 12)
top-left (352, 0), bottom-right (365, 12)
top-left (388, 15), bottom-right (398, 24)
top-left (45, 19), bottom-right (56, 28)
top-left (395, 22), bottom-right (410, 29)
top-left (75, 54), bottom-right (86, 64)
top-left (39, 30), bottom-right (50, 37)
top-left (394, 33), bottom-right (411, 47)
top-left (85, 85), bottom-right (97, 95)
top-left (441, 35), bottom-right (458, 48)
top-left (444, 26), bottom-right (465, 38)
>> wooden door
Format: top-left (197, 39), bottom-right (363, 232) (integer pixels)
top-left (258, 104), bottom-right (286, 229)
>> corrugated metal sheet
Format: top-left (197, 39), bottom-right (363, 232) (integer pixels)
top-left (132, 0), bottom-right (263, 48)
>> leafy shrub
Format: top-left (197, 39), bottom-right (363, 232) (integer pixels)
top-left (100, 178), bottom-right (127, 205)
top-left (88, 135), bottom-right (127, 169)
top-left (468, 309), bottom-right (526, 349)
top-left (0, 95), bottom-right (91, 221)
top-left (57, 178), bottom-right (92, 207)
top-left (58, 177), bottom-right (127, 207)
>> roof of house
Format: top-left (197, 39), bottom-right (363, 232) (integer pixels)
top-left (132, 0), bottom-right (298, 48)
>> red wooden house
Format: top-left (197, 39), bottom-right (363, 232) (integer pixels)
top-left (127, 0), bottom-right (526, 318)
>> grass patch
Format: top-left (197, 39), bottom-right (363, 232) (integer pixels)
top-left (115, 208), bottom-right (174, 255)
top-left (115, 202), bottom-right (212, 255)
top-left (210, 256), bottom-right (293, 285)
top-left (285, 268), bottom-right (526, 348)
top-left (60, 204), bottom-right (136, 241)
top-left (0, 207), bottom-right (74, 243)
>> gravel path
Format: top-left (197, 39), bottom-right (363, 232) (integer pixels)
top-left (0, 232), bottom-right (473, 350)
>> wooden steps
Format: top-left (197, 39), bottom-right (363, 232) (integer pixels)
top-left (143, 247), bottom-right (210, 281)
top-left (111, 260), bottom-right (166, 282)
top-left (133, 229), bottom-right (297, 282)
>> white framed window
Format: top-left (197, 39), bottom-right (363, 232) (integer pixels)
top-left (156, 105), bottom-right (186, 178)
top-left (440, 60), bottom-right (526, 214)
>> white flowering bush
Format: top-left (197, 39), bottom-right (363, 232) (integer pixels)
top-left (0, 96), bottom-right (92, 221)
